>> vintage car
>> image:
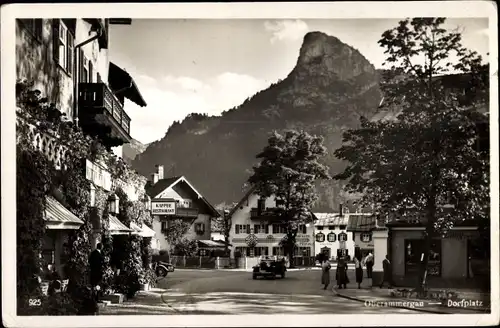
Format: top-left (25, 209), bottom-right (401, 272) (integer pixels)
top-left (152, 251), bottom-right (175, 277)
top-left (252, 256), bottom-right (287, 279)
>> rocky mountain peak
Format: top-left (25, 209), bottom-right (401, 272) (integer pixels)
top-left (295, 31), bottom-right (377, 82)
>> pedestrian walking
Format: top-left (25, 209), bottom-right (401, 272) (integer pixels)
top-left (335, 256), bottom-right (349, 289)
top-left (321, 258), bottom-right (331, 290)
top-left (354, 255), bottom-right (363, 289)
top-left (379, 254), bottom-right (392, 288)
top-left (364, 252), bottom-right (374, 278)
top-left (89, 243), bottom-right (104, 304)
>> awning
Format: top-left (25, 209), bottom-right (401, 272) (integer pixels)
top-left (198, 240), bottom-right (226, 249)
top-left (108, 62), bottom-right (147, 107)
top-left (45, 197), bottom-right (84, 230)
top-left (109, 215), bottom-right (132, 235)
top-left (130, 222), bottom-right (156, 238)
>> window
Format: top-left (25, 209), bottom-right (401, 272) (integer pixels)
top-left (339, 225), bottom-right (347, 230)
top-left (315, 232), bottom-right (325, 242)
top-left (338, 232), bottom-right (348, 242)
top-left (272, 224), bottom-right (286, 234)
top-left (53, 20), bottom-right (74, 75)
top-left (195, 223), bottom-right (205, 235)
top-left (405, 239), bottom-right (441, 277)
top-left (235, 224), bottom-right (250, 234)
top-left (161, 221), bottom-right (167, 232)
top-left (19, 19), bottom-right (43, 41)
top-left (329, 225), bottom-right (335, 230)
top-left (272, 247), bottom-right (285, 256)
top-left (254, 224), bottom-right (268, 234)
top-left (327, 232), bottom-right (336, 242)
top-left (316, 225), bottom-right (324, 231)
top-left (360, 232), bottom-right (372, 243)
top-left (298, 224), bottom-right (307, 234)
top-left (295, 247), bottom-right (311, 257)
top-left (254, 247), bottom-right (269, 256)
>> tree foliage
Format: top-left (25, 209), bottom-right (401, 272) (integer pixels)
top-left (248, 130), bottom-right (330, 262)
top-left (334, 18), bottom-right (489, 288)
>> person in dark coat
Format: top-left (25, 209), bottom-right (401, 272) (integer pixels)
top-left (379, 254), bottom-right (392, 288)
top-left (89, 243), bottom-right (104, 303)
top-left (364, 252), bottom-right (374, 278)
top-left (321, 258), bottom-right (332, 290)
top-left (336, 257), bottom-right (348, 289)
top-left (354, 255), bottom-right (363, 289)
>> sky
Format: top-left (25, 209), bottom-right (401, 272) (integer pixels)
top-left (108, 18), bottom-right (489, 145)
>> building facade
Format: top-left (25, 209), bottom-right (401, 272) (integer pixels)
top-left (146, 165), bottom-right (222, 254)
top-left (16, 18), bottom-right (151, 277)
top-left (228, 188), bottom-right (315, 262)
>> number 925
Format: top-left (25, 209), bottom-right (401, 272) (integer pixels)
top-left (29, 299), bottom-right (41, 306)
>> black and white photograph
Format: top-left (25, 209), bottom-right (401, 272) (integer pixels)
top-left (1, 2), bottom-right (498, 327)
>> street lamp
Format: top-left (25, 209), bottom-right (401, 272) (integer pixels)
top-left (108, 194), bottom-right (120, 215)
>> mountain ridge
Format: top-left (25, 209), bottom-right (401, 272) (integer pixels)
top-left (132, 31), bottom-right (383, 210)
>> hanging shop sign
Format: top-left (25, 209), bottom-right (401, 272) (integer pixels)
top-left (151, 200), bottom-right (176, 215)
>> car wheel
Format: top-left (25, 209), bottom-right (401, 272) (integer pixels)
top-left (157, 267), bottom-right (168, 278)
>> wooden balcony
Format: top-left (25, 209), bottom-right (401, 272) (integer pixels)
top-left (176, 207), bottom-right (199, 218)
top-left (78, 83), bottom-right (132, 147)
top-left (250, 207), bottom-right (282, 221)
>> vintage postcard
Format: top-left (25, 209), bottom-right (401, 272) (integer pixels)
top-left (1, 1), bottom-right (498, 327)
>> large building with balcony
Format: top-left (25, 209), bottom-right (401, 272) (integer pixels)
top-left (15, 18), bottom-right (151, 278)
top-left (146, 165), bottom-right (223, 254)
top-left (227, 186), bottom-right (316, 263)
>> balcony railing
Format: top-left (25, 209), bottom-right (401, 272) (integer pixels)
top-left (17, 113), bottom-right (68, 170)
top-left (250, 207), bottom-right (282, 221)
top-left (177, 207), bottom-right (199, 218)
top-left (78, 83), bottom-right (131, 136)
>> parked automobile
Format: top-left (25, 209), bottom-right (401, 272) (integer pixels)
top-left (152, 250), bottom-right (175, 277)
top-left (252, 256), bottom-right (287, 279)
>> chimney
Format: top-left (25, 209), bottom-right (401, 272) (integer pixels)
top-left (151, 173), bottom-right (159, 184)
top-left (339, 203), bottom-right (344, 216)
top-left (157, 165), bottom-right (164, 180)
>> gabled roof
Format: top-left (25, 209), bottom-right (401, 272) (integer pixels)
top-left (346, 214), bottom-right (377, 232)
top-left (146, 175), bottom-right (220, 217)
top-left (314, 213), bottom-right (349, 226)
top-left (227, 185), bottom-right (258, 218)
top-left (228, 185), bottom-right (318, 222)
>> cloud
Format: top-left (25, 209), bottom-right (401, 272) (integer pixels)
top-left (264, 20), bottom-right (309, 44)
top-left (125, 73), bottom-right (268, 144)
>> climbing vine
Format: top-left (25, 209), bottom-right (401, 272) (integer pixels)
top-left (16, 80), bottom-right (152, 314)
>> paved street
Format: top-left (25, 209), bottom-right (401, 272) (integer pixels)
top-left (101, 269), bottom-right (419, 315)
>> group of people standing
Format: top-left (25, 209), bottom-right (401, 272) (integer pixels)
top-left (320, 251), bottom-right (392, 290)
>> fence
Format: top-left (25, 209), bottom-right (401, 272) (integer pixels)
top-left (169, 256), bottom-right (317, 270)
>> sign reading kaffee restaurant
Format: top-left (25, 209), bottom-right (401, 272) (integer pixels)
top-left (151, 201), bottom-right (176, 215)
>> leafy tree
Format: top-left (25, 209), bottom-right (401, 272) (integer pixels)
top-left (164, 219), bottom-right (192, 253)
top-left (333, 18), bottom-right (489, 290)
top-left (248, 130), bottom-right (330, 266)
top-left (172, 238), bottom-right (199, 256)
top-left (213, 202), bottom-right (237, 255)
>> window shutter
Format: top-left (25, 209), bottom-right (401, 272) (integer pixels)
top-left (66, 32), bottom-right (74, 75)
top-left (97, 73), bottom-right (102, 83)
top-left (79, 49), bottom-right (84, 83)
top-left (265, 225), bottom-right (269, 234)
top-left (235, 225), bottom-right (239, 234)
top-left (246, 224), bottom-right (250, 234)
top-left (254, 224), bottom-right (258, 233)
top-left (89, 61), bottom-right (94, 83)
top-left (52, 19), bottom-right (60, 63)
